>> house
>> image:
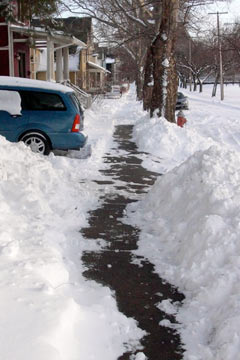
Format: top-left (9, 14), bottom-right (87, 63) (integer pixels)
top-left (61, 17), bottom-right (110, 93)
top-left (32, 17), bottom-right (110, 94)
top-left (0, 2), bottom-right (86, 84)
top-left (0, 0), bottom-right (30, 78)
top-left (93, 43), bottom-right (124, 88)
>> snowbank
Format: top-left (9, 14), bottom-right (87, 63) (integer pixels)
top-left (133, 115), bottom-right (216, 173)
top-left (0, 93), bottom-right (144, 360)
top-left (127, 144), bottom-right (240, 359)
top-left (127, 84), bottom-right (240, 359)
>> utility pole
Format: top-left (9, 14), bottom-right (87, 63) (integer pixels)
top-left (189, 38), bottom-right (192, 91)
top-left (209, 11), bottom-right (228, 101)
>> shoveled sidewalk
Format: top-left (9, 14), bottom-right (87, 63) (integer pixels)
top-left (81, 124), bottom-right (184, 360)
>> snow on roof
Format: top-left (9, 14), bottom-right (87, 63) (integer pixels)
top-left (105, 57), bottom-right (115, 64)
top-left (10, 24), bottom-right (87, 48)
top-left (36, 48), bottom-right (81, 73)
top-left (37, 48), bottom-right (47, 72)
top-left (87, 61), bottom-right (111, 73)
top-left (0, 76), bottom-right (73, 93)
top-left (69, 54), bottom-right (80, 71)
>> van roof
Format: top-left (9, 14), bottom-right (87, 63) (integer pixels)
top-left (0, 77), bottom-right (74, 93)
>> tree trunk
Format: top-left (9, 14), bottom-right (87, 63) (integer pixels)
top-left (148, 0), bottom-right (179, 122)
top-left (212, 72), bottom-right (219, 97)
top-left (143, 47), bottom-right (153, 111)
top-left (135, 67), bottom-right (143, 100)
top-left (193, 75), bottom-right (197, 91)
top-left (196, 77), bottom-right (203, 92)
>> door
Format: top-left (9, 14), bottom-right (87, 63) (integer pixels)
top-left (18, 52), bottom-right (26, 78)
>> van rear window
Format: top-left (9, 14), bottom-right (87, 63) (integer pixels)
top-left (69, 93), bottom-right (83, 114)
top-left (19, 91), bottom-right (66, 111)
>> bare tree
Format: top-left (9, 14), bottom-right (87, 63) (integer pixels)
top-left (143, 0), bottom-right (179, 122)
top-left (61, 0), bottom-right (161, 99)
top-left (61, 0), bottom-right (229, 121)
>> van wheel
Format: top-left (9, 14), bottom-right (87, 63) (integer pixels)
top-left (20, 132), bottom-right (51, 155)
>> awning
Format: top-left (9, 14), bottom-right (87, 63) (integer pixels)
top-left (10, 24), bottom-right (87, 48)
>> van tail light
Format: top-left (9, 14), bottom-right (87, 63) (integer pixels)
top-left (71, 114), bottom-right (80, 132)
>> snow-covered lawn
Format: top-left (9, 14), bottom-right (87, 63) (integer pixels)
top-left (1, 83), bottom-right (240, 359)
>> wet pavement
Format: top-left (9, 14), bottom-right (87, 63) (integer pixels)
top-left (81, 125), bottom-right (184, 359)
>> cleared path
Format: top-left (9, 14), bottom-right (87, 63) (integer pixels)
top-left (81, 125), bottom-right (184, 359)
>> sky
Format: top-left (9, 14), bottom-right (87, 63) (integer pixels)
top-left (202, 0), bottom-right (240, 24)
top-left (61, 0), bottom-right (240, 19)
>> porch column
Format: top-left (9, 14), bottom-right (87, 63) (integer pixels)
top-left (63, 47), bottom-right (69, 81)
top-left (8, 23), bottom-right (14, 76)
top-left (56, 48), bottom-right (63, 83)
top-left (47, 36), bottom-right (54, 81)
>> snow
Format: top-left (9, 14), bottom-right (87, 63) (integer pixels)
top-left (87, 61), bottom-right (110, 73)
top-left (36, 48), bottom-right (47, 72)
top-left (162, 33), bottom-right (167, 41)
top-left (106, 57), bottom-right (115, 64)
top-left (1, 82), bottom-right (240, 359)
top-left (0, 94), bottom-right (144, 360)
top-left (69, 53), bottom-right (80, 72)
top-left (0, 76), bottom-right (73, 93)
top-left (0, 90), bottom-right (21, 115)
top-left (37, 47), bottom-right (81, 72)
top-left (162, 58), bottom-right (169, 67)
top-left (126, 84), bottom-right (240, 359)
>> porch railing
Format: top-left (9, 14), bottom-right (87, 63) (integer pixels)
top-left (61, 81), bottom-right (92, 109)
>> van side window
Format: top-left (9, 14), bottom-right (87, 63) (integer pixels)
top-left (19, 91), bottom-right (66, 111)
top-left (0, 90), bottom-right (22, 115)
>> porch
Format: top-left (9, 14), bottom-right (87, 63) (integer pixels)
top-left (1, 22), bottom-right (86, 82)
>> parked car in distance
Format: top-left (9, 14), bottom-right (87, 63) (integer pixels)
top-left (0, 77), bottom-right (87, 155)
top-left (176, 92), bottom-right (189, 110)
top-left (105, 85), bottom-right (122, 99)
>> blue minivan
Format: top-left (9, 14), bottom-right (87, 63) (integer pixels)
top-left (0, 77), bottom-right (87, 155)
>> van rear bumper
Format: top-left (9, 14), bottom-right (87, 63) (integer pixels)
top-left (50, 131), bottom-right (88, 150)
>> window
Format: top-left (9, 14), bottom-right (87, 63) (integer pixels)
top-left (19, 91), bottom-right (66, 111)
top-left (0, 90), bottom-right (22, 115)
top-left (69, 93), bottom-right (83, 115)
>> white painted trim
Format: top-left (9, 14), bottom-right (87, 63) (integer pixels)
top-left (56, 48), bottom-right (63, 83)
top-left (13, 39), bottom-right (27, 43)
top-left (8, 23), bottom-right (14, 77)
top-left (47, 36), bottom-right (54, 81)
top-left (0, 47), bottom-right (9, 50)
top-left (63, 47), bottom-right (69, 81)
